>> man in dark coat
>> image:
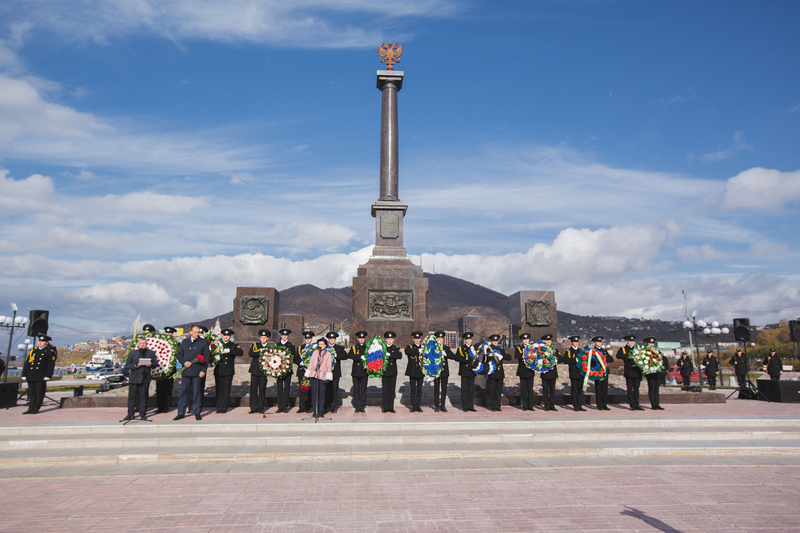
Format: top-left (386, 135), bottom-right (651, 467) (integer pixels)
top-left (344, 331), bottom-right (369, 413)
top-left (540, 334), bottom-right (559, 411)
top-left (451, 332), bottom-right (478, 412)
top-left (155, 326), bottom-right (178, 413)
top-left (294, 331), bottom-right (315, 413)
top-left (642, 337), bottom-right (664, 410)
top-left (730, 349), bottom-right (749, 389)
top-left (559, 336), bottom-right (586, 411)
top-left (174, 325), bottom-right (210, 420)
top-left (214, 328), bottom-right (243, 413)
top-left (433, 330), bottom-right (452, 412)
top-left (381, 331), bottom-right (403, 413)
top-left (701, 350), bottom-right (719, 390)
top-left (679, 351), bottom-right (694, 391)
top-left (514, 333), bottom-right (535, 411)
top-left (483, 334), bottom-right (511, 412)
top-left (616, 334), bottom-right (644, 411)
top-left (123, 337), bottom-right (158, 420)
top-left (324, 331), bottom-right (347, 414)
top-left (591, 336), bottom-right (614, 410)
top-left (247, 329), bottom-right (271, 414)
top-left (404, 331), bottom-right (424, 412)
top-left (763, 348), bottom-right (782, 381)
top-left (21, 334), bottom-right (57, 414)
top-left (274, 328), bottom-right (294, 413)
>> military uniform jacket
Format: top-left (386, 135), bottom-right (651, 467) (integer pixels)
top-left (515, 345), bottom-right (535, 378)
top-left (248, 342), bottom-right (268, 376)
top-left (764, 355), bottom-right (782, 376)
top-left (293, 343), bottom-right (315, 379)
top-left (560, 346), bottom-right (584, 380)
top-left (22, 345), bottom-right (57, 381)
top-left (331, 345), bottom-right (346, 380)
top-left (596, 348), bottom-right (614, 379)
top-left (405, 343), bottom-right (424, 378)
top-left (124, 348), bottom-right (158, 385)
top-left (382, 345), bottom-right (403, 377)
top-left (214, 341), bottom-right (243, 377)
top-left (439, 346), bottom-right (452, 378)
top-left (177, 337), bottom-right (210, 378)
top-left (541, 348), bottom-right (559, 380)
top-left (730, 353), bottom-right (749, 374)
top-left (452, 344), bottom-right (479, 378)
top-left (485, 347), bottom-right (511, 381)
top-left (344, 343), bottom-right (368, 378)
top-left (276, 340), bottom-right (295, 380)
top-left (701, 356), bottom-right (718, 376)
top-left (616, 345), bottom-right (643, 379)
top-left (679, 357), bottom-right (694, 376)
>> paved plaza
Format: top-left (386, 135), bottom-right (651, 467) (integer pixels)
top-left (0, 397), bottom-right (798, 532)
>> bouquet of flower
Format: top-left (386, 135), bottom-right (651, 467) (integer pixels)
top-left (632, 344), bottom-right (665, 374)
top-left (127, 332), bottom-right (178, 380)
top-left (259, 344), bottom-right (293, 379)
top-left (203, 331), bottom-right (225, 364)
top-left (577, 347), bottom-right (607, 383)
top-left (364, 335), bottom-right (389, 378)
top-left (524, 342), bottom-right (558, 372)
top-left (421, 335), bottom-right (444, 379)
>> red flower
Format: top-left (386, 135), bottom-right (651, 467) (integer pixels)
top-left (197, 355), bottom-right (205, 363)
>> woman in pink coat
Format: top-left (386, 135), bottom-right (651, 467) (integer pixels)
top-left (306, 338), bottom-right (333, 418)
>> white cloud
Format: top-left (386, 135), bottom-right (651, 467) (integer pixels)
top-left (676, 244), bottom-right (730, 263)
top-left (4, 0), bottom-right (459, 49)
top-left (748, 241), bottom-right (791, 257)
top-left (721, 167), bottom-right (800, 211)
top-left (692, 130), bottom-right (753, 163)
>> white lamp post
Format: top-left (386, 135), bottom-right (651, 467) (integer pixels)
top-left (1, 304), bottom-right (30, 383)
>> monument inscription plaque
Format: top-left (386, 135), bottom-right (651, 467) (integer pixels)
top-left (239, 296), bottom-right (269, 325)
top-left (380, 214), bottom-right (400, 239)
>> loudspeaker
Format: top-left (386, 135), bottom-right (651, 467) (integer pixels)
top-left (0, 383), bottom-right (19, 409)
top-left (790, 320), bottom-right (800, 343)
top-left (27, 310), bottom-right (49, 337)
top-left (733, 318), bottom-right (750, 342)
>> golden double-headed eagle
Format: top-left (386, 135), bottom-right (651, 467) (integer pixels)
top-left (378, 42), bottom-right (402, 70)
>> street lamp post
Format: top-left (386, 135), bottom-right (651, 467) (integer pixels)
top-left (702, 321), bottom-right (730, 387)
top-left (0, 303), bottom-right (30, 383)
top-left (682, 315), bottom-right (705, 387)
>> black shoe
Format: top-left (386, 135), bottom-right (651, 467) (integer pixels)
top-left (440, 407), bottom-right (447, 412)
top-left (331, 409), bottom-right (338, 414)
top-left (388, 409), bottom-right (396, 413)
top-left (635, 406), bottom-right (645, 411)
top-left (173, 415), bottom-right (185, 421)
top-left (434, 406), bottom-right (439, 412)
top-left (195, 414), bottom-right (202, 421)
top-left (122, 415), bottom-right (134, 421)
top-left (550, 406), bottom-right (557, 411)
top-left (654, 406), bottom-right (665, 410)
top-left (140, 416), bottom-right (147, 420)
top-left (575, 407), bottom-right (586, 411)
top-left (249, 410), bottom-right (258, 414)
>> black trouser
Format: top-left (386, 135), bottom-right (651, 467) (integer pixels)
top-left (310, 378), bottom-right (326, 417)
top-left (352, 376), bottom-right (367, 410)
top-left (541, 378), bottom-right (556, 409)
top-left (298, 373), bottom-right (311, 412)
top-left (460, 376), bottom-right (475, 411)
top-left (215, 373), bottom-right (233, 412)
top-left (706, 374), bottom-right (716, 389)
top-left (770, 373), bottom-right (780, 381)
top-left (569, 378), bottom-right (584, 409)
top-left (486, 379), bottom-right (502, 410)
top-left (626, 377), bottom-right (641, 408)
top-left (434, 376), bottom-right (448, 409)
top-left (518, 376), bottom-right (534, 410)
top-left (595, 377), bottom-right (609, 409)
top-left (409, 377), bottom-right (422, 410)
top-left (156, 378), bottom-right (173, 412)
top-left (681, 374), bottom-right (691, 390)
top-left (275, 375), bottom-right (291, 412)
top-left (381, 375), bottom-right (397, 412)
top-left (127, 377), bottom-right (151, 417)
top-left (736, 372), bottom-right (746, 389)
top-left (324, 377), bottom-right (340, 412)
top-left (646, 375), bottom-right (661, 408)
top-left (27, 380), bottom-right (47, 413)
top-left (249, 374), bottom-right (267, 412)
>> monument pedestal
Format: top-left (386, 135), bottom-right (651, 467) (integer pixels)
top-left (509, 291), bottom-right (557, 341)
top-left (233, 287), bottom-right (280, 345)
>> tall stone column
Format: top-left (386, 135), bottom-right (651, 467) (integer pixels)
top-left (351, 55), bottom-right (428, 349)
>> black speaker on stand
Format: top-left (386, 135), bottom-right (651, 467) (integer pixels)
top-left (27, 310), bottom-right (50, 338)
top-left (733, 318), bottom-right (750, 342)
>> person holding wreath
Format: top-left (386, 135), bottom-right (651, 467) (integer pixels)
top-left (247, 329), bottom-right (271, 414)
top-left (642, 337), bottom-right (664, 410)
top-left (591, 336), bottom-right (614, 410)
top-left (404, 331), bottom-right (424, 413)
top-left (540, 334), bottom-right (559, 411)
top-left (514, 333), bottom-right (535, 411)
top-left (616, 334), bottom-right (643, 411)
top-left (306, 338), bottom-right (333, 418)
top-left (433, 330), bottom-right (452, 412)
top-left (452, 332), bottom-right (478, 412)
top-left (274, 328), bottom-right (294, 413)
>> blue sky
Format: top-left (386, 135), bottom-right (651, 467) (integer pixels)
top-left (0, 0), bottom-right (798, 344)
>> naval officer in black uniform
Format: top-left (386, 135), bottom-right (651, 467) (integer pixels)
top-left (616, 334), bottom-right (644, 411)
top-left (325, 331), bottom-right (346, 414)
top-left (247, 329), bottom-right (270, 414)
top-left (21, 334), bottom-right (57, 414)
top-left (404, 331), bottom-right (424, 412)
top-left (514, 333), bottom-right (535, 411)
top-left (214, 328), bottom-right (243, 413)
top-left (643, 336), bottom-right (664, 410)
top-left (560, 335), bottom-right (586, 411)
top-left (381, 331), bottom-right (403, 413)
top-left (345, 331), bottom-right (369, 412)
top-left (539, 334), bottom-right (559, 411)
top-left (274, 328), bottom-right (294, 413)
top-left (484, 334), bottom-right (511, 412)
top-left (452, 332), bottom-right (478, 412)
top-left (433, 330), bottom-right (452, 412)
top-left (591, 336), bottom-right (614, 410)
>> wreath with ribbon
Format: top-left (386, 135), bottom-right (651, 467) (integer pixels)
top-left (259, 344), bottom-right (293, 379)
top-left (327, 345), bottom-right (338, 366)
top-left (127, 332), bottom-right (178, 380)
top-left (202, 331), bottom-right (225, 364)
top-left (421, 335), bottom-right (445, 379)
top-left (364, 335), bottom-right (389, 378)
top-left (524, 342), bottom-right (558, 372)
top-left (632, 344), bottom-right (665, 375)
top-left (577, 347), bottom-right (607, 386)
top-left (477, 342), bottom-right (501, 376)
top-left (467, 345), bottom-right (484, 374)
